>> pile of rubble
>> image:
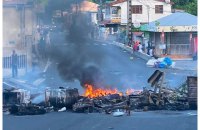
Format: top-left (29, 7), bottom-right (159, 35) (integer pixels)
top-left (72, 86), bottom-right (189, 114)
top-left (3, 70), bottom-right (197, 116)
top-left (73, 94), bottom-right (127, 113)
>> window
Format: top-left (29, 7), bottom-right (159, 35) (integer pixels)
top-left (155, 5), bottom-right (163, 14)
top-left (132, 5), bottom-right (142, 14)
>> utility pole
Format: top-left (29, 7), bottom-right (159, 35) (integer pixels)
top-left (98, 0), bottom-right (103, 23)
top-left (76, 1), bottom-right (78, 14)
top-left (127, 0), bottom-right (132, 46)
top-left (147, 5), bottom-right (150, 25)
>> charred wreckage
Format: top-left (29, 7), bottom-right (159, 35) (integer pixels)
top-left (3, 70), bottom-right (197, 116)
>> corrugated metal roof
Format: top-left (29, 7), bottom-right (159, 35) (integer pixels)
top-left (141, 12), bottom-right (197, 32)
top-left (151, 12), bottom-right (197, 26)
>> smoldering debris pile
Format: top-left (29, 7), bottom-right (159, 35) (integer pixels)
top-left (73, 94), bottom-right (127, 113)
top-left (73, 74), bottom-right (197, 113)
top-left (72, 86), bottom-right (189, 114)
top-left (3, 75), bottom-right (197, 116)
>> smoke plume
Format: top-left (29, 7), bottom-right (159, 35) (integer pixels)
top-left (47, 3), bottom-right (105, 88)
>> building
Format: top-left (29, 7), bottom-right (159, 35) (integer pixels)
top-left (71, 1), bottom-right (99, 25)
top-left (80, 1), bottom-right (99, 25)
top-left (100, 0), bottom-right (172, 42)
top-left (3, 0), bottom-right (37, 77)
top-left (68, 1), bottom-right (99, 39)
top-left (110, 0), bottom-right (172, 25)
top-left (141, 12), bottom-right (197, 59)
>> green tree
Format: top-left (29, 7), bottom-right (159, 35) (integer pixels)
top-left (185, 0), bottom-right (197, 16)
top-left (172, 0), bottom-right (197, 16)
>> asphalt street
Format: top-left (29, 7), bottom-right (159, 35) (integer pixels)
top-left (3, 110), bottom-right (197, 130)
top-left (3, 33), bottom-right (197, 130)
top-left (40, 37), bottom-right (195, 93)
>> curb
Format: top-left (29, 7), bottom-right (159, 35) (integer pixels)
top-left (94, 40), bottom-right (196, 71)
top-left (112, 41), bottom-right (151, 61)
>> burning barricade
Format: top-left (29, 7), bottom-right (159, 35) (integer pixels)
top-left (3, 70), bottom-right (197, 116)
top-left (72, 84), bottom-right (139, 114)
top-left (72, 84), bottom-right (190, 114)
top-left (72, 70), bottom-right (197, 114)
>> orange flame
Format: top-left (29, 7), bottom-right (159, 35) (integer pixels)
top-left (83, 84), bottom-right (142, 98)
top-left (126, 88), bottom-right (142, 95)
top-left (83, 84), bottom-right (123, 98)
top-left (125, 88), bottom-right (135, 95)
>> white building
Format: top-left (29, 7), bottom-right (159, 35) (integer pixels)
top-left (105, 0), bottom-right (172, 25)
top-left (101, 0), bottom-right (172, 41)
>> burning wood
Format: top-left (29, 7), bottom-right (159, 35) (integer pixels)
top-left (72, 71), bottom-right (195, 113)
top-left (126, 88), bottom-right (142, 95)
top-left (83, 84), bottom-right (123, 98)
top-left (4, 71), bottom-right (197, 116)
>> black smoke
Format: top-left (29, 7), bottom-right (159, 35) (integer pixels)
top-left (47, 4), bottom-right (105, 88)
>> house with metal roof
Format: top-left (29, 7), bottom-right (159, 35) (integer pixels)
top-left (100, 0), bottom-right (172, 43)
top-left (141, 12), bottom-right (197, 59)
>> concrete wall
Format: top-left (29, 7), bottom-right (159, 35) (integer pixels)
top-left (3, 5), bottom-right (36, 78)
top-left (114, 0), bottom-right (172, 24)
top-left (3, 7), bottom-right (21, 48)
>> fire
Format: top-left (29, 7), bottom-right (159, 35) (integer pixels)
top-left (83, 84), bottom-right (142, 98)
top-left (126, 88), bottom-right (142, 95)
top-left (83, 84), bottom-right (122, 98)
top-left (125, 88), bottom-right (135, 95)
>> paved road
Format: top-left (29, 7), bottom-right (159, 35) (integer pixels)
top-left (15, 34), bottom-right (196, 95)
top-left (3, 110), bottom-right (197, 130)
top-left (3, 33), bottom-right (197, 130)
top-left (39, 38), bottom-right (195, 92)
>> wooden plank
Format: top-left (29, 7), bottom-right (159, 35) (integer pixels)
top-left (187, 76), bottom-right (197, 109)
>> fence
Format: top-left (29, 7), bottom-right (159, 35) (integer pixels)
top-left (169, 44), bottom-right (191, 55)
top-left (3, 55), bottom-right (27, 69)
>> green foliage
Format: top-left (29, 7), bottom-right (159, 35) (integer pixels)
top-left (155, 21), bottom-right (160, 26)
top-left (172, 0), bottom-right (197, 16)
top-left (185, 0), bottom-right (197, 16)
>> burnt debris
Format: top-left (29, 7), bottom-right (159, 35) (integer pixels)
top-left (45, 87), bottom-right (79, 110)
top-left (3, 71), bottom-right (197, 116)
